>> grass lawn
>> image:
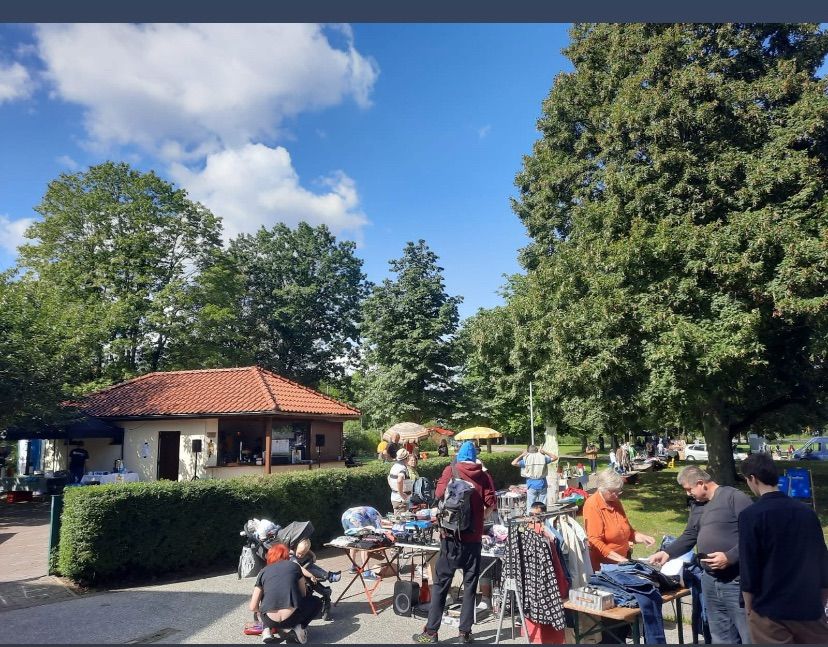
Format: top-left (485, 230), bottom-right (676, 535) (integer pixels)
top-left (620, 459), bottom-right (828, 558)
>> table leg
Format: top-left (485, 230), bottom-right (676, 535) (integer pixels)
top-left (572, 612), bottom-right (581, 644)
top-left (676, 597), bottom-right (685, 645)
top-left (632, 617), bottom-right (641, 645)
top-left (333, 552), bottom-right (369, 607)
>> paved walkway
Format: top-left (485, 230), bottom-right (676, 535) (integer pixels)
top-left (0, 545), bottom-right (692, 644)
top-left (0, 499), bottom-right (78, 612)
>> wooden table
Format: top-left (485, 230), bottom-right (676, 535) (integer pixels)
top-left (564, 588), bottom-right (690, 644)
top-left (323, 543), bottom-right (401, 615)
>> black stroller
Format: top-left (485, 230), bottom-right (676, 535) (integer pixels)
top-left (238, 518), bottom-right (336, 621)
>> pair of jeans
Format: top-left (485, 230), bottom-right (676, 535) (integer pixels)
top-left (589, 459), bottom-right (597, 473)
top-left (589, 567), bottom-right (666, 644)
top-left (426, 539), bottom-right (482, 634)
top-left (525, 487), bottom-right (547, 512)
top-left (700, 571), bottom-right (750, 644)
top-left (261, 594), bottom-right (322, 631)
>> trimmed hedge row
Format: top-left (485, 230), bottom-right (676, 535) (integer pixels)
top-left (57, 451), bottom-right (521, 584)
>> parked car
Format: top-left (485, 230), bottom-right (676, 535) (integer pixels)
top-left (684, 443), bottom-right (748, 462)
top-left (792, 437), bottom-right (828, 461)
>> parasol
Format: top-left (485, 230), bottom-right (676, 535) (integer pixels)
top-left (455, 427), bottom-right (502, 441)
top-left (382, 422), bottom-right (430, 443)
top-left (428, 426), bottom-right (455, 437)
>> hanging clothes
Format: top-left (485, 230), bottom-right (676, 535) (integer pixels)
top-left (555, 514), bottom-right (594, 589)
top-left (503, 524), bottom-right (567, 629)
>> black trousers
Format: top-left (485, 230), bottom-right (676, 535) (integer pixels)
top-left (262, 595), bottom-right (322, 631)
top-left (426, 539), bottom-right (482, 634)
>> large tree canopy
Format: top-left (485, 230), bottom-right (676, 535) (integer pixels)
top-left (228, 222), bottom-right (369, 388)
top-left (512, 23), bottom-right (828, 484)
top-left (358, 240), bottom-right (462, 427)
top-left (17, 161), bottom-right (222, 388)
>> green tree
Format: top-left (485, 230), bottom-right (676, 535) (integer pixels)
top-left (359, 240), bottom-right (462, 426)
top-left (512, 23), bottom-right (828, 484)
top-left (17, 161), bottom-right (223, 387)
top-left (228, 222), bottom-right (368, 388)
top-left (0, 272), bottom-right (84, 430)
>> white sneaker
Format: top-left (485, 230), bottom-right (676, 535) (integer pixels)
top-left (476, 599), bottom-right (491, 611)
top-left (292, 625), bottom-right (308, 645)
top-left (261, 628), bottom-right (275, 643)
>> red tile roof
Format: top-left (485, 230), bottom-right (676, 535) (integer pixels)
top-left (80, 366), bottom-right (361, 418)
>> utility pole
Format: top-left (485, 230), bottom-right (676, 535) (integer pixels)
top-left (529, 382), bottom-right (535, 447)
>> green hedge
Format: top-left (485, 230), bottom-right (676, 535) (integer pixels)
top-left (57, 452), bottom-right (521, 585)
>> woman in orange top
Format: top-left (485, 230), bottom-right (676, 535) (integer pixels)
top-left (582, 468), bottom-right (655, 571)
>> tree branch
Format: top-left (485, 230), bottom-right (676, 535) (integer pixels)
top-left (728, 393), bottom-right (808, 436)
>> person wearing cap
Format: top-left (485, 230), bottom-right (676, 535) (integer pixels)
top-left (388, 447), bottom-right (411, 514)
top-left (413, 441), bottom-right (496, 644)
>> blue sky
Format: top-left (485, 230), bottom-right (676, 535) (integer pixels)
top-left (0, 23), bottom-right (572, 320)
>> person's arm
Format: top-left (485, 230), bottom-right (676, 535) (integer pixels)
top-left (483, 473), bottom-right (497, 510)
top-left (738, 509), bottom-right (758, 602)
top-left (249, 585), bottom-right (263, 613)
top-left (511, 452), bottom-right (527, 467)
top-left (541, 449), bottom-right (558, 461)
top-left (651, 500), bottom-right (702, 564)
top-left (434, 465), bottom-right (451, 500)
top-left (396, 472), bottom-right (408, 499)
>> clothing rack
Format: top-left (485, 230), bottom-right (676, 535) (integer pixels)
top-left (494, 504), bottom-right (578, 644)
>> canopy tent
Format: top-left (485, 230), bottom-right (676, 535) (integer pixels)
top-left (382, 422), bottom-right (429, 443)
top-left (427, 426), bottom-right (455, 437)
top-left (456, 426), bottom-right (502, 453)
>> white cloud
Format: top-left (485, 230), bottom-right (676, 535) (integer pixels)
top-left (34, 24), bottom-right (379, 160)
top-left (56, 154), bottom-right (79, 170)
top-left (0, 61), bottom-right (34, 103)
top-left (478, 124), bottom-right (492, 140)
top-left (169, 143), bottom-right (368, 242)
top-left (0, 215), bottom-right (36, 255)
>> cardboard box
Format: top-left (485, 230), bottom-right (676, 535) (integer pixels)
top-left (568, 587), bottom-right (615, 611)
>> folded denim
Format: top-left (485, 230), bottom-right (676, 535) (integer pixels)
top-left (589, 567), bottom-right (667, 644)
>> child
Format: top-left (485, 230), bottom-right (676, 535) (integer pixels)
top-left (290, 538), bottom-right (340, 621)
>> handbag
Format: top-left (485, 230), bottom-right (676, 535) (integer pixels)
top-left (238, 546), bottom-right (258, 578)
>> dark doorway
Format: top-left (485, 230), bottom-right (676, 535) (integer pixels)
top-left (157, 431), bottom-right (180, 481)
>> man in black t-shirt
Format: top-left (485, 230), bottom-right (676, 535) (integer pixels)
top-left (68, 443), bottom-right (90, 483)
top-left (384, 432), bottom-right (401, 461)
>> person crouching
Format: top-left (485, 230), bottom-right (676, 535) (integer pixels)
top-left (250, 543), bottom-right (322, 644)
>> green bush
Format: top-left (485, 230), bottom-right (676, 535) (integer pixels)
top-left (57, 451), bottom-right (521, 585)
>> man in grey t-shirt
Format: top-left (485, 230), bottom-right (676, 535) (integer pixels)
top-left (649, 465), bottom-right (752, 644)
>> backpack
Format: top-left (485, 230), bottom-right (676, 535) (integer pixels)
top-left (437, 462), bottom-right (475, 538)
top-left (410, 476), bottom-right (434, 506)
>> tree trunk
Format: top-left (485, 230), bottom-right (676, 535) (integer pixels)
top-left (701, 406), bottom-right (737, 486)
top-left (598, 434), bottom-right (605, 451)
top-left (580, 434), bottom-right (587, 453)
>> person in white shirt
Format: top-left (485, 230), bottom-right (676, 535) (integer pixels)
top-left (388, 448), bottom-right (411, 514)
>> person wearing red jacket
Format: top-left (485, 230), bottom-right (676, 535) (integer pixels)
top-left (413, 441), bottom-right (496, 644)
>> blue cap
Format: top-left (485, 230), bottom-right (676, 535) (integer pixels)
top-left (456, 441), bottom-right (478, 462)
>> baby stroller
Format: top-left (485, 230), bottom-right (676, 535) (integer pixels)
top-left (238, 518), bottom-right (281, 579)
top-left (276, 521), bottom-right (338, 622)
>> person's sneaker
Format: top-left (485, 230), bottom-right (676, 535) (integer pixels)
top-left (292, 625), bottom-right (308, 645)
top-left (412, 630), bottom-right (438, 643)
top-left (327, 570), bottom-right (341, 583)
top-left (459, 631), bottom-right (474, 644)
top-left (348, 565), bottom-right (358, 574)
top-left (261, 628), bottom-right (276, 644)
top-left (475, 598), bottom-right (491, 611)
top-left (361, 570), bottom-right (379, 580)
